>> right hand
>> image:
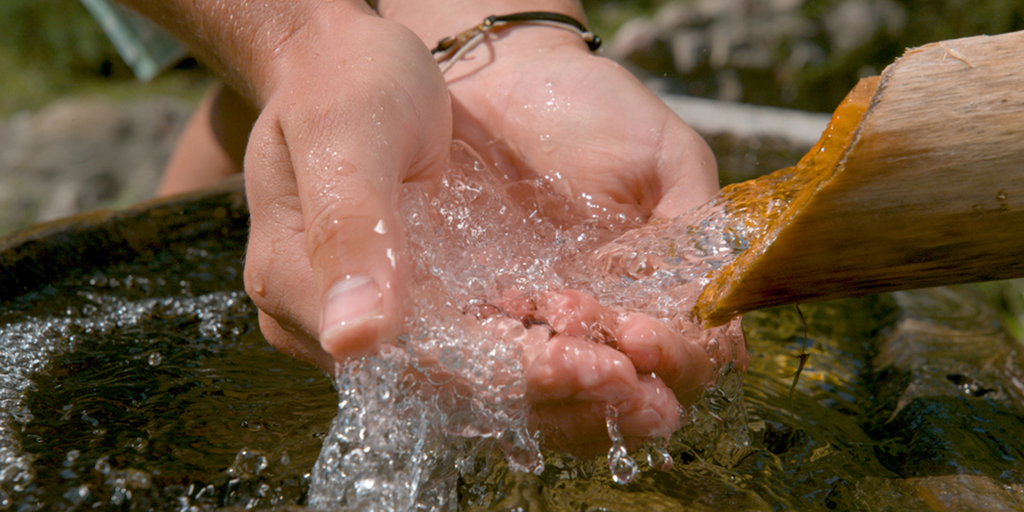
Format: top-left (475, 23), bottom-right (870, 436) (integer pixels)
top-left (241, 12), bottom-right (453, 370)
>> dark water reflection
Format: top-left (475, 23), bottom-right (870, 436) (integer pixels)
top-left (3, 193), bottom-right (1024, 510)
top-left (1, 230), bottom-right (336, 510)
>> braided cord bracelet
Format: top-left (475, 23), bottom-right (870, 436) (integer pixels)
top-left (430, 12), bottom-right (601, 73)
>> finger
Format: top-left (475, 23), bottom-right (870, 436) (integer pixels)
top-left (257, 311), bottom-right (334, 372)
top-left (243, 104), bottom-right (426, 363)
top-left (244, 113), bottom-right (329, 364)
top-left (277, 57), bottom-right (450, 360)
top-left (616, 313), bottom-right (715, 406)
top-left (529, 377), bottom-right (679, 458)
top-left (525, 334), bottom-right (637, 403)
top-left (296, 155), bottom-right (409, 360)
top-left (503, 290), bottom-right (616, 342)
top-left (537, 290), bottom-right (617, 340)
top-left (716, 318), bottom-right (751, 374)
top-left (617, 375), bottom-right (680, 442)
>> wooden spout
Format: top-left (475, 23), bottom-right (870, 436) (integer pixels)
top-left (694, 30), bottom-right (1024, 327)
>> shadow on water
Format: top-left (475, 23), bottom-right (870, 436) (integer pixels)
top-left (3, 178), bottom-right (1024, 510)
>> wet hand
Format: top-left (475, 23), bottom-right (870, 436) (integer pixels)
top-left (503, 290), bottom-right (744, 457)
top-left (444, 28), bottom-right (719, 222)
top-left (437, 28), bottom-right (743, 453)
top-left (242, 13), bottom-right (453, 371)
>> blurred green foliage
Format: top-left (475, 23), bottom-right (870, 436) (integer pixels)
top-left (1, 0), bottom-right (115, 72)
top-left (581, 0), bottom-right (672, 38)
top-left (797, 0), bottom-right (1024, 111)
top-left (1, 0), bottom-right (121, 113)
top-left (0, 0), bottom-right (209, 116)
top-left (1, 0), bottom-right (1022, 117)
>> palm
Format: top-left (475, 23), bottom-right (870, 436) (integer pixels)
top-left (447, 45), bottom-right (719, 222)
top-left (441, 45), bottom-right (742, 453)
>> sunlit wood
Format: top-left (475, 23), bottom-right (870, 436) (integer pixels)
top-left (695, 30), bottom-right (1024, 326)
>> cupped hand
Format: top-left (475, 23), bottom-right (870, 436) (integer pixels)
top-left (499, 288), bottom-right (748, 456)
top-left (241, 12), bottom-right (453, 370)
top-left (444, 29), bottom-right (720, 222)
top-left (435, 28), bottom-right (746, 452)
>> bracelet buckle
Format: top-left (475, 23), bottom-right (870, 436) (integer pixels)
top-left (431, 12), bottom-right (601, 74)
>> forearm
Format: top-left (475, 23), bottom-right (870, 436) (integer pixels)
top-left (376, 0), bottom-right (587, 51)
top-left (115, 0), bottom-right (375, 105)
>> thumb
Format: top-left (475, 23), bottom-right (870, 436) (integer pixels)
top-left (292, 119), bottom-right (451, 360)
top-left (246, 25), bottom-right (452, 363)
top-left (243, 106), bottom-right (446, 369)
top-left (307, 176), bottom-right (407, 360)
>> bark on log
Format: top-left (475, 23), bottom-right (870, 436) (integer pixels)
top-left (694, 30), bottom-right (1024, 326)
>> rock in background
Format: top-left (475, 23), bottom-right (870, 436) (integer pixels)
top-left (604, 0), bottom-right (1024, 112)
top-left (0, 93), bottom-right (830, 238)
top-left (0, 98), bottom-right (192, 235)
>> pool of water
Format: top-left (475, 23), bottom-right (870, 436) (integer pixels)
top-left (3, 180), bottom-right (1024, 511)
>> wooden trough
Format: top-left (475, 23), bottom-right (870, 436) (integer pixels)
top-left (694, 30), bottom-right (1024, 326)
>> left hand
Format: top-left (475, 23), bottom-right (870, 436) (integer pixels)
top-left (382, 8), bottom-right (744, 455)
top-left (442, 27), bottom-right (719, 223)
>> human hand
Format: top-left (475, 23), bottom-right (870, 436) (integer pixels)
top-left (504, 290), bottom-right (737, 456)
top-left (455, 46), bottom-right (748, 452)
top-left (241, 9), bottom-right (454, 370)
top-left (440, 24), bottom-right (719, 222)
top-left (382, 2), bottom-right (746, 454)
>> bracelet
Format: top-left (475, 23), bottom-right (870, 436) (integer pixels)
top-left (431, 12), bottom-right (602, 73)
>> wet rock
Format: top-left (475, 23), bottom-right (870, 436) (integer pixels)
top-left (604, 0), bottom-right (910, 111)
top-left (863, 287), bottom-right (1024, 481)
top-left (824, 0), bottom-right (906, 53)
top-left (855, 475), bottom-right (1024, 511)
top-left (669, 30), bottom-right (706, 74)
top-left (0, 90), bottom-right (829, 238)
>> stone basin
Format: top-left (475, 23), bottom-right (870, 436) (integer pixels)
top-left (3, 172), bottom-right (1024, 511)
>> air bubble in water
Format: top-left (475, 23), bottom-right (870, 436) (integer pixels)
top-left (1, 289), bottom-right (255, 507)
top-left (148, 352), bottom-right (162, 366)
top-left (305, 140), bottom-right (749, 504)
top-left (229, 448), bottom-right (269, 479)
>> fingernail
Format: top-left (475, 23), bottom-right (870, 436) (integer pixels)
top-left (321, 276), bottom-right (382, 338)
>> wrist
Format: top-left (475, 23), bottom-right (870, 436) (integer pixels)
top-left (115, 0), bottom-right (377, 107)
top-left (376, 0), bottom-right (587, 52)
top-left (253, 1), bottom-right (380, 105)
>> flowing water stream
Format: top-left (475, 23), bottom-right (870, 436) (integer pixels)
top-left (3, 145), bottom-right (1024, 510)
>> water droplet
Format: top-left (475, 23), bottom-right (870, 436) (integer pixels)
top-left (605, 405), bottom-right (639, 484)
top-left (645, 440), bottom-right (674, 471)
top-left (608, 445), bottom-right (638, 485)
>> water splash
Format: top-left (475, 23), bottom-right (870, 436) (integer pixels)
top-left (604, 405), bottom-right (639, 485)
top-left (0, 288), bottom-right (261, 508)
top-left (645, 440), bottom-right (674, 472)
top-left (309, 142), bottom-right (749, 507)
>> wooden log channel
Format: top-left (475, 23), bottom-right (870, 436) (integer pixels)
top-left (694, 30), bottom-right (1024, 326)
